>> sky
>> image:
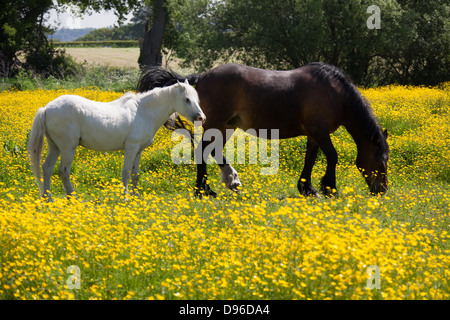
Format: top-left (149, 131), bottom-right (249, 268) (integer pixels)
top-left (46, 6), bottom-right (132, 29)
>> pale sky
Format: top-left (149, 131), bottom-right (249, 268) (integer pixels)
top-left (46, 6), bottom-right (132, 29)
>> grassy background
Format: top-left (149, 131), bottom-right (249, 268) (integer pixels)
top-left (0, 47), bottom-right (192, 92)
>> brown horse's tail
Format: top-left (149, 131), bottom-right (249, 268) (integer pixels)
top-left (137, 66), bottom-right (200, 139)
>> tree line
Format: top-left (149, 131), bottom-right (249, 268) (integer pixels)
top-left (1, 0), bottom-right (448, 86)
top-left (167, 0), bottom-right (449, 85)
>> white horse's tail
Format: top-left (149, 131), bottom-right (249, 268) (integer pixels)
top-left (27, 108), bottom-right (46, 195)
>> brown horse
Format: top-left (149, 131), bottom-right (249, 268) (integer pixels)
top-left (137, 63), bottom-right (389, 197)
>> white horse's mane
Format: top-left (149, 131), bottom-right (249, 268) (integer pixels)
top-left (134, 82), bottom-right (197, 108)
top-left (114, 83), bottom-right (185, 107)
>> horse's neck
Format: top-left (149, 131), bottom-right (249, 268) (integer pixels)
top-left (342, 93), bottom-right (380, 153)
top-left (139, 88), bottom-right (176, 125)
top-left (345, 126), bottom-right (370, 156)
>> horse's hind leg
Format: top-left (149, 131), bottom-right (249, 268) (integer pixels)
top-left (122, 144), bottom-right (140, 196)
top-left (59, 147), bottom-right (77, 198)
top-left (42, 139), bottom-right (60, 202)
top-left (298, 137), bottom-right (320, 197)
top-left (130, 151), bottom-right (142, 195)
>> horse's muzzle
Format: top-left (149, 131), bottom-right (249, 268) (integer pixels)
top-left (369, 176), bottom-right (388, 195)
top-left (195, 113), bottom-right (206, 124)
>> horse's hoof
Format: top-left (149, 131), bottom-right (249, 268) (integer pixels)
top-left (229, 182), bottom-right (241, 193)
top-left (322, 187), bottom-right (339, 198)
top-left (44, 196), bottom-right (54, 203)
top-left (42, 192), bottom-right (54, 203)
top-left (66, 194), bottom-right (79, 202)
top-left (304, 190), bottom-right (320, 198)
top-left (298, 182), bottom-right (319, 198)
top-left (205, 189), bottom-right (217, 198)
top-left (193, 188), bottom-right (217, 199)
top-left (203, 184), bottom-right (217, 198)
top-left (193, 188), bottom-right (203, 199)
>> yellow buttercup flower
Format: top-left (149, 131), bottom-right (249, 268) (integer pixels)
top-left (0, 85), bottom-right (448, 300)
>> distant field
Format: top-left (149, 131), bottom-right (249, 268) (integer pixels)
top-left (62, 47), bottom-right (184, 71)
top-left (63, 47), bottom-right (140, 69)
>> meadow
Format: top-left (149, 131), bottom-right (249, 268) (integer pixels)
top-left (0, 84), bottom-right (449, 300)
top-left (63, 47), bottom-right (140, 69)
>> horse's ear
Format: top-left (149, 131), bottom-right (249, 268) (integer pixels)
top-left (184, 79), bottom-right (189, 85)
top-left (383, 129), bottom-right (388, 139)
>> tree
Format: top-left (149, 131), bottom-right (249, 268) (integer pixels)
top-left (57, 0), bottom-right (141, 22)
top-left (0, 0), bottom-right (54, 77)
top-left (376, 0), bottom-right (450, 85)
top-left (59, 0), bottom-right (170, 69)
top-left (170, 0), bottom-right (449, 85)
top-left (170, 0), bottom-right (385, 80)
top-left (0, 0), bottom-right (142, 77)
top-left (138, 0), bottom-right (168, 68)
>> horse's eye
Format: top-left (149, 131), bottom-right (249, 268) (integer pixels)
top-left (185, 98), bottom-right (190, 104)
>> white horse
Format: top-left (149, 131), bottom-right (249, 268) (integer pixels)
top-left (27, 80), bottom-right (205, 201)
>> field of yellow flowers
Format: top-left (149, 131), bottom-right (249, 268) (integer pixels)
top-left (0, 85), bottom-right (449, 300)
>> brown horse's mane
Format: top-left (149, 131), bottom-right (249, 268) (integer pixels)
top-left (308, 62), bottom-right (383, 144)
top-left (137, 67), bottom-right (200, 92)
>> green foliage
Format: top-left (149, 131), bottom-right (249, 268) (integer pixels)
top-left (0, 0), bottom-right (142, 78)
top-left (75, 25), bottom-right (144, 42)
top-left (0, 64), bottom-right (139, 92)
top-left (25, 47), bottom-right (81, 77)
top-left (1, 0), bottom-right (53, 76)
top-left (50, 28), bottom-right (95, 42)
top-left (56, 0), bottom-right (141, 21)
top-left (169, 0), bottom-right (450, 86)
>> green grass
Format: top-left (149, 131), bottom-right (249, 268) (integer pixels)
top-left (0, 65), bottom-right (140, 92)
top-left (0, 85), bottom-right (449, 300)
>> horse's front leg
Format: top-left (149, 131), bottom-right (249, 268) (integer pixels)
top-left (194, 138), bottom-right (217, 198)
top-left (298, 137), bottom-right (320, 197)
top-left (122, 144), bottom-right (140, 196)
top-left (306, 126), bottom-right (338, 197)
top-left (316, 136), bottom-right (338, 197)
top-left (218, 128), bottom-right (241, 192)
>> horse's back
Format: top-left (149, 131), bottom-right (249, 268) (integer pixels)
top-left (44, 95), bottom-right (135, 124)
top-left (43, 95), bottom-right (135, 151)
top-left (196, 63), bottom-right (344, 136)
top-left (43, 95), bottom-right (90, 129)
